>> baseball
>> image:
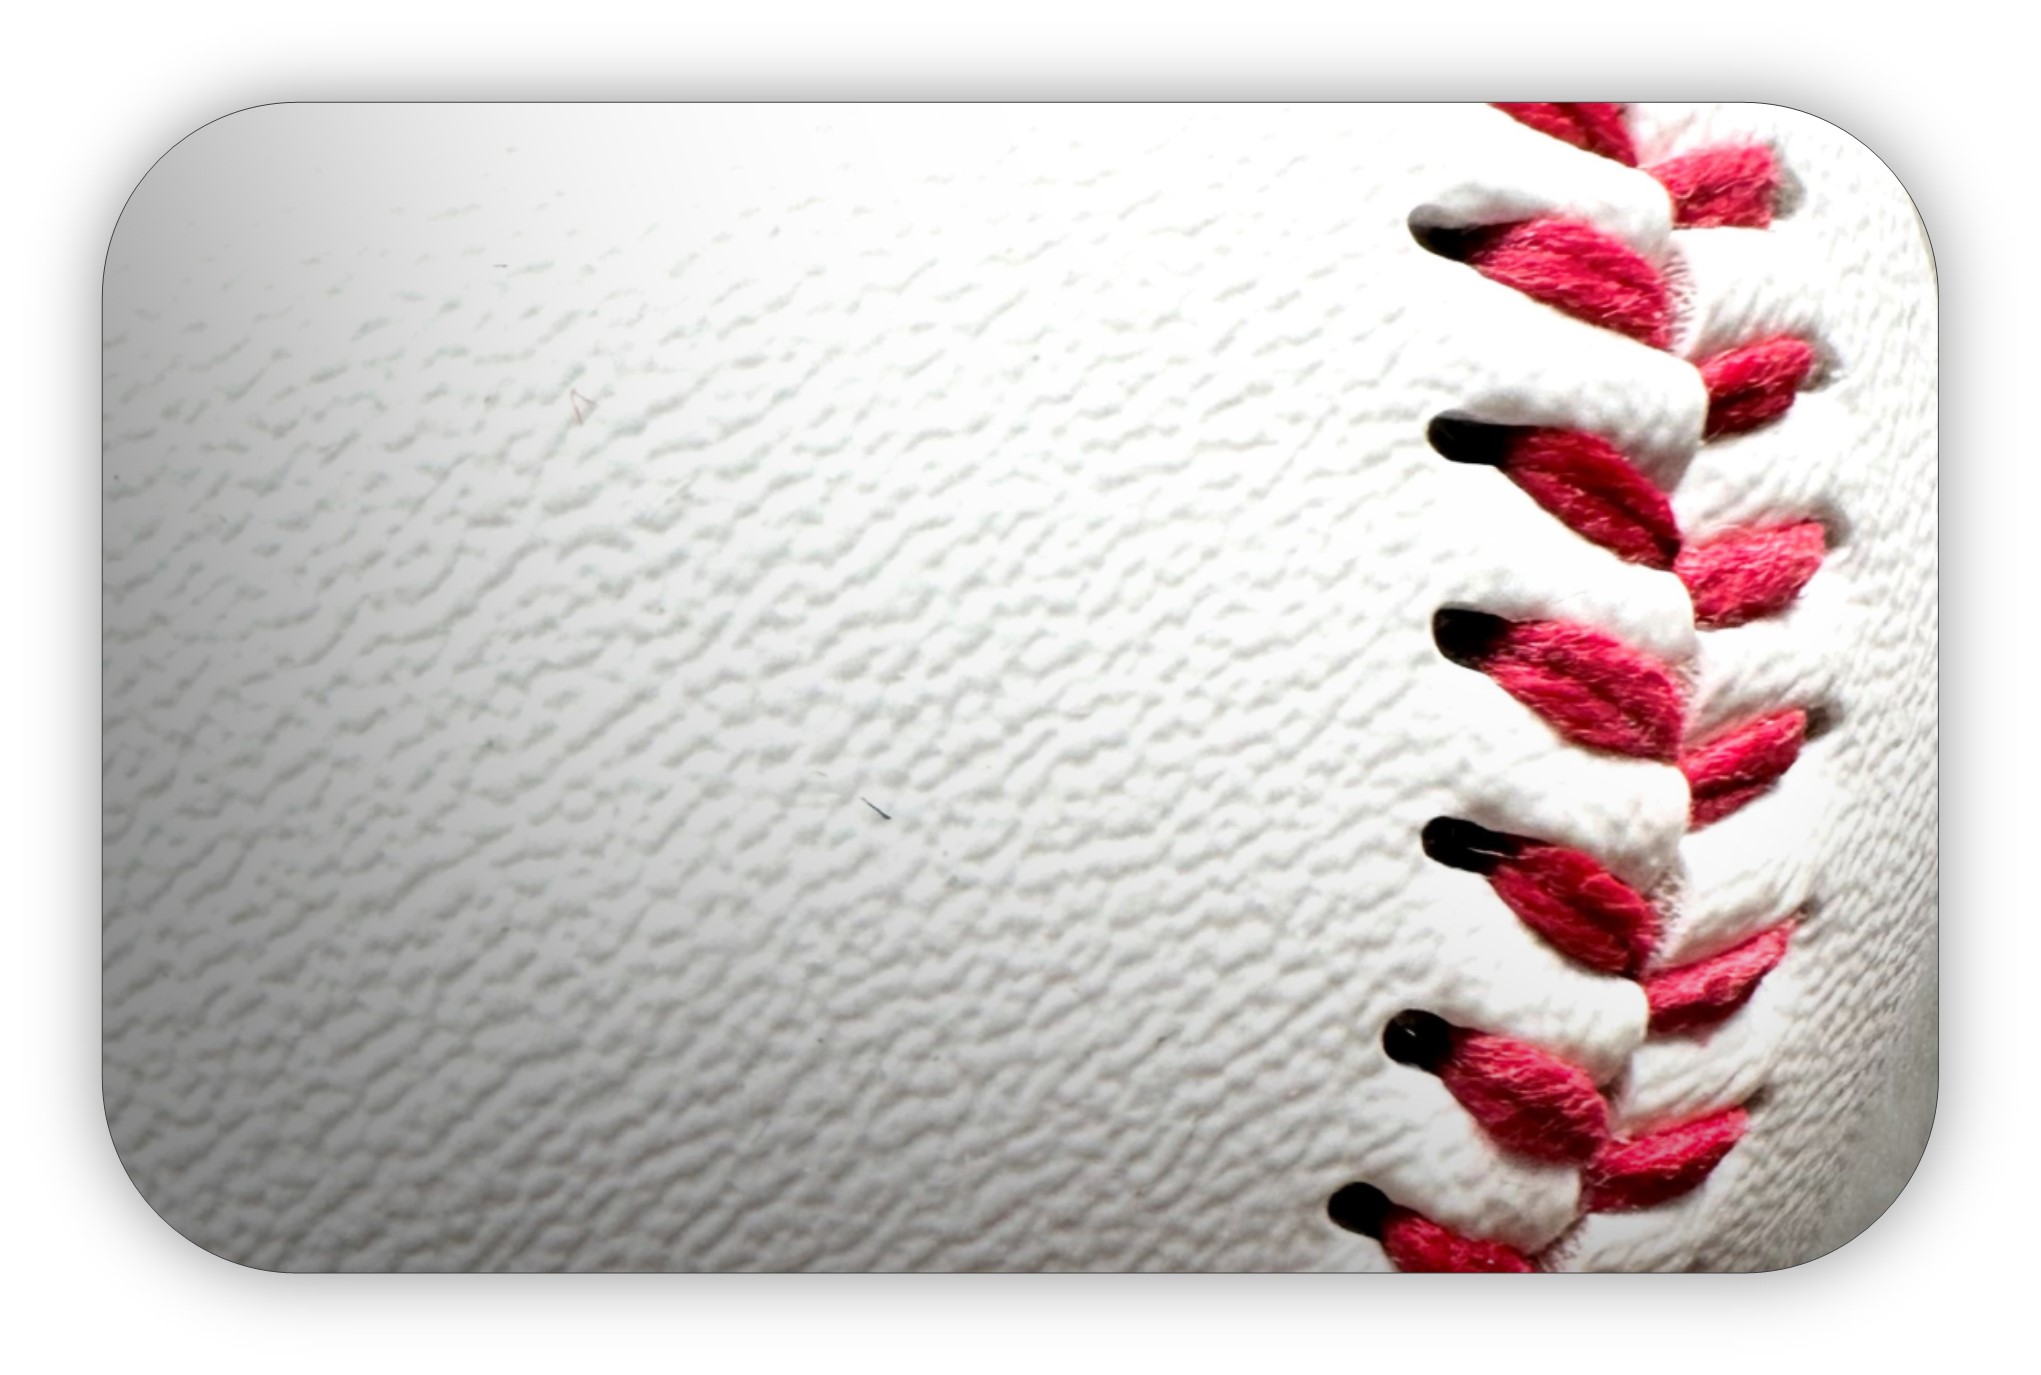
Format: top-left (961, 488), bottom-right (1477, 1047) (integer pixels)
top-left (101, 102), bottom-right (1936, 1272)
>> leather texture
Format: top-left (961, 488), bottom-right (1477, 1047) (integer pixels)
top-left (101, 104), bottom-right (1936, 1271)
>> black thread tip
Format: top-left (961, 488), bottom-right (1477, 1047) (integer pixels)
top-left (1421, 817), bottom-right (1519, 875)
top-left (1431, 608), bottom-right (1510, 669)
top-left (1426, 415), bottom-right (1517, 468)
top-left (1382, 1009), bottom-right (1455, 1073)
top-left (1407, 218), bottom-right (1496, 262)
top-left (1326, 1182), bottom-right (1393, 1239)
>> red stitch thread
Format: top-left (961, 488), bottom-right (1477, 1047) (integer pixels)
top-left (1677, 521), bottom-right (1827, 629)
top-left (1428, 418), bottom-right (1682, 570)
top-left (1494, 104), bottom-right (1781, 231)
top-left (1699, 337), bottom-right (1818, 437)
top-left (1382, 1206), bottom-right (1540, 1272)
top-left (1644, 924), bottom-right (1795, 1034)
top-left (1328, 1184), bottom-right (1541, 1271)
top-left (1681, 710), bottom-right (1806, 829)
top-left (1490, 843), bottom-right (1661, 976)
top-left (1648, 145), bottom-right (1780, 229)
top-left (1462, 218), bottom-right (1675, 349)
top-left (1424, 819), bottom-right (1662, 976)
top-left (1582, 1107), bottom-right (1748, 1212)
top-left (1349, 107), bottom-right (1827, 1271)
top-left (1435, 611), bottom-right (1685, 761)
top-left (1493, 102), bottom-right (1638, 166)
top-left (1501, 428), bottom-right (1683, 569)
top-left (1437, 1029), bottom-right (1611, 1164)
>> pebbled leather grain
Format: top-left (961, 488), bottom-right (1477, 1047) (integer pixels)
top-left (101, 104), bottom-right (1935, 1271)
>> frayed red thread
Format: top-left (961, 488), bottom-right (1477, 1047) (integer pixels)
top-left (1645, 924), bottom-right (1794, 1034)
top-left (1436, 612), bottom-right (1685, 761)
top-left (1677, 521), bottom-right (1827, 629)
top-left (1357, 105), bottom-right (1826, 1273)
top-left (1490, 843), bottom-right (1662, 976)
top-left (1493, 105), bottom-right (1777, 229)
top-left (1699, 337), bottom-right (1818, 437)
top-left (1424, 818), bottom-right (1662, 976)
top-left (1582, 1107), bottom-right (1748, 1212)
top-left (1328, 1183), bottom-right (1540, 1271)
top-left (1681, 710), bottom-right (1807, 829)
top-left (1440, 1030), bottom-right (1610, 1164)
top-left (1501, 429), bottom-right (1681, 569)
top-left (1469, 618), bottom-right (1685, 761)
top-left (1464, 218), bottom-right (1674, 350)
top-left (1648, 145), bottom-right (1779, 228)
top-left (1381, 1206), bottom-right (1540, 1272)
top-left (1493, 102), bottom-right (1637, 166)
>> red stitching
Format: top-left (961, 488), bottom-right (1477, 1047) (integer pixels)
top-left (1493, 101), bottom-right (1638, 166)
top-left (1699, 337), bottom-right (1819, 437)
top-left (1430, 418), bottom-right (1683, 570)
top-left (1434, 612), bottom-right (1686, 760)
top-left (1496, 428), bottom-right (1683, 570)
top-left (1644, 923), bottom-right (1796, 1035)
top-left (1334, 104), bottom-right (1830, 1270)
top-left (1382, 1204), bottom-right (1541, 1273)
top-left (1681, 710), bottom-right (1807, 829)
top-left (1678, 522), bottom-right (1828, 629)
top-left (1424, 818), bottom-right (1661, 976)
top-left (1582, 1107), bottom-right (1749, 1212)
top-left (1463, 218), bottom-right (1675, 349)
top-left (1439, 1029), bottom-right (1611, 1164)
top-left (1649, 145), bottom-right (1780, 229)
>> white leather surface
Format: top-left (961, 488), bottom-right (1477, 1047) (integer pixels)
top-left (101, 103), bottom-right (1935, 1271)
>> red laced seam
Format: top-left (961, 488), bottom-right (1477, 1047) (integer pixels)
top-left (1335, 104), bottom-right (1828, 1270)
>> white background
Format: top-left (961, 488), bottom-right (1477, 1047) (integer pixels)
top-left (8, 1), bottom-right (2019, 1370)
